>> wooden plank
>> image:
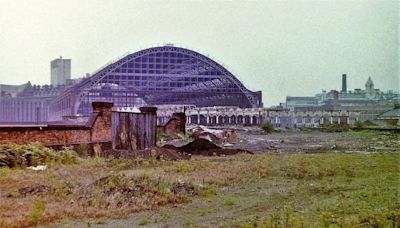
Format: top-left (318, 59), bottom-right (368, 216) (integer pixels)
top-left (113, 112), bottom-right (132, 150)
top-left (112, 108), bottom-right (157, 151)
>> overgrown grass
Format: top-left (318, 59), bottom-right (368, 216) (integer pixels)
top-left (346, 129), bottom-right (381, 138)
top-left (324, 123), bottom-right (350, 132)
top-left (230, 153), bottom-right (400, 227)
top-left (225, 196), bottom-right (235, 206)
top-left (28, 199), bottom-right (46, 224)
top-left (0, 148), bottom-right (398, 227)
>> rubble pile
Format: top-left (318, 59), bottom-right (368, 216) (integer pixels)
top-left (17, 184), bottom-right (52, 197)
top-left (163, 138), bottom-right (252, 156)
top-left (187, 125), bottom-right (232, 144)
top-left (158, 125), bottom-right (251, 156)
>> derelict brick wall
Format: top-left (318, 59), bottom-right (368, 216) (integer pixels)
top-left (159, 113), bottom-right (186, 135)
top-left (0, 128), bottom-right (91, 145)
top-left (0, 102), bottom-right (114, 147)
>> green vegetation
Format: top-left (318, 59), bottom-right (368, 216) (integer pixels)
top-left (177, 133), bottom-right (192, 142)
top-left (324, 123), bottom-right (350, 132)
top-left (261, 122), bottom-right (274, 134)
top-left (156, 133), bottom-right (168, 142)
top-left (225, 196), bottom-right (236, 206)
top-left (346, 129), bottom-right (380, 138)
top-left (0, 142), bottom-right (398, 227)
top-left (138, 217), bottom-right (150, 226)
top-left (353, 120), bottom-right (366, 129)
top-left (0, 143), bottom-right (79, 168)
top-left (28, 199), bottom-right (46, 224)
top-left (119, 152), bottom-right (400, 227)
top-left (76, 144), bottom-right (88, 158)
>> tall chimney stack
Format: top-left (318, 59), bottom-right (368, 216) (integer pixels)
top-left (341, 74), bottom-right (347, 93)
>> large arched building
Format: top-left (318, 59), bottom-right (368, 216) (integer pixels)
top-left (0, 46), bottom-right (262, 123)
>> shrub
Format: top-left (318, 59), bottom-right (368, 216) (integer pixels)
top-left (353, 120), bottom-right (365, 129)
top-left (325, 123), bottom-right (349, 132)
top-left (201, 188), bottom-right (217, 202)
top-left (225, 196), bottom-right (235, 206)
top-left (261, 122), bottom-right (274, 134)
top-left (0, 143), bottom-right (79, 168)
top-left (58, 148), bottom-right (80, 164)
top-left (138, 217), bottom-right (150, 225)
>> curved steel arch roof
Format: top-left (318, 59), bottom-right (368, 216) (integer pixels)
top-left (51, 46), bottom-right (262, 118)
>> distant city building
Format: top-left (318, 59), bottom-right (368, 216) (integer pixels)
top-left (282, 75), bottom-right (399, 123)
top-left (377, 104), bottom-right (400, 126)
top-left (155, 106), bottom-right (361, 128)
top-left (51, 57), bottom-right (71, 86)
top-left (0, 82), bottom-right (30, 98)
top-left (285, 75), bottom-right (399, 109)
top-left (315, 76), bottom-right (399, 107)
top-left (285, 96), bottom-right (318, 108)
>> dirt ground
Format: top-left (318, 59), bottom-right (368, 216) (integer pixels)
top-left (59, 152), bottom-right (400, 228)
top-left (218, 127), bottom-right (400, 153)
top-left (2, 128), bottom-right (398, 227)
top-left (54, 129), bottom-right (400, 228)
top-left (160, 127), bottom-right (400, 154)
top-left (59, 177), bottom-right (289, 228)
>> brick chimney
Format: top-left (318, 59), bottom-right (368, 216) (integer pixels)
top-left (341, 74), bottom-right (347, 93)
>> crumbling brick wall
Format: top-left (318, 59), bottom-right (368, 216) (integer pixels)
top-left (157, 112), bottom-right (186, 135)
top-left (0, 102), bottom-right (113, 150)
top-left (91, 102), bottom-right (113, 143)
top-left (0, 127), bottom-right (90, 145)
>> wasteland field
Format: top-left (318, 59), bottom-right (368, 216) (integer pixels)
top-left (0, 130), bottom-right (399, 227)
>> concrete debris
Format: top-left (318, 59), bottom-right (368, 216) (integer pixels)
top-left (223, 143), bottom-right (234, 147)
top-left (28, 165), bottom-right (47, 171)
top-left (187, 125), bottom-right (237, 144)
top-left (174, 179), bottom-right (195, 196)
top-left (18, 184), bottom-right (51, 197)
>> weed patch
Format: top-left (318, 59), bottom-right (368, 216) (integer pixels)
top-left (138, 217), bottom-right (150, 225)
top-left (28, 199), bottom-right (46, 225)
top-left (225, 196), bottom-right (236, 206)
top-left (0, 143), bottom-right (79, 168)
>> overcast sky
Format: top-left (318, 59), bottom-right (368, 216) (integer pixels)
top-left (0, 0), bottom-right (398, 106)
